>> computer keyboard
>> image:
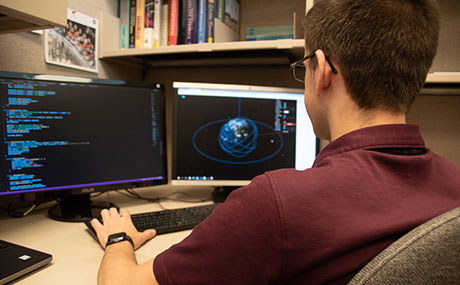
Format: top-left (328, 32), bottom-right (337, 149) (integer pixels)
top-left (84, 203), bottom-right (218, 236)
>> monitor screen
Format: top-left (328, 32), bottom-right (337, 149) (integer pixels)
top-left (0, 72), bottom-right (167, 205)
top-left (171, 82), bottom-right (317, 187)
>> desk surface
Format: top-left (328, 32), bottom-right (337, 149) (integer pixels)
top-left (0, 187), bottom-right (214, 284)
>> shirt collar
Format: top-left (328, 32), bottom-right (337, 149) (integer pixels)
top-left (313, 124), bottom-right (425, 167)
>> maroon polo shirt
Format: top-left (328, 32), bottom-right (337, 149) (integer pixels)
top-left (154, 124), bottom-right (460, 284)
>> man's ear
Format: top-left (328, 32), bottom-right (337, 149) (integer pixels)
top-left (315, 49), bottom-right (334, 93)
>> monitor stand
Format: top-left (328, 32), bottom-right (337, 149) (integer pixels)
top-left (48, 191), bottom-right (118, 222)
top-left (212, 186), bottom-right (238, 203)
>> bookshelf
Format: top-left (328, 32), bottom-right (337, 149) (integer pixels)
top-left (97, 0), bottom-right (460, 83)
top-left (0, 0), bottom-right (66, 34)
top-left (99, 0), bottom-right (311, 66)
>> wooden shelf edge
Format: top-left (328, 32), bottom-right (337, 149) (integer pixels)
top-left (0, 1), bottom-right (66, 31)
top-left (426, 72), bottom-right (460, 83)
top-left (0, 15), bottom-right (53, 34)
top-left (100, 39), bottom-right (305, 59)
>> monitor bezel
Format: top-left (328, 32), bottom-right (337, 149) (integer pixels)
top-left (0, 71), bottom-right (168, 196)
top-left (171, 81), bottom-right (318, 187)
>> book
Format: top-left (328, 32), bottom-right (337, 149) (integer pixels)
top-left (197, 0), bottom-right (207, 43)
top-left (135, 0), bottom-right (146, 48)
top-left (180, 0), bottom-right (186, 44)
top-left (246, 25), bottom-right (294, 41)
top-left (160, 1), bottom-right (169, 46)
top-left (129, 0), bottom-right (137, 48)
top-left (168, 0), bottom-right (179, 45)
top-left (182, 0), bottom-right (199, 44)
top-left (144, 0), bottom-right (155, 48)
top-left (153, 0), bottom-right (162, 47)
top-left (206, 0), bottom-right (217, 43)
top-left (224, 0), bottom-right (239, 33)
top-left (120, 0), bottom-right (130, 49)
top-left (217, 0), bottom-right (225, 22)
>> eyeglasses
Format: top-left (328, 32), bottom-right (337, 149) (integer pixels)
top-left (290, 52), bottom-right (338, 83)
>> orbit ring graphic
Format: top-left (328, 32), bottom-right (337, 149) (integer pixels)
top-left (192, 118), bottom-right (284, 165)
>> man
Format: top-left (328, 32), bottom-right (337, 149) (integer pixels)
top-left (91, 0), bottom-right (460, 283)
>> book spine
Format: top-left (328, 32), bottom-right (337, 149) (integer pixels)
top-left (180, 0), bottom-right (187, 44)
top-left (168, 0), bottom-right (179, 45)
top-left (197, 0), bottom-right (207, 43)
top-left (206, 0), bottom-right (216, 43)
top-left (190, 0), bottom-right (199, 44)
top-left (224, 0), bottom-right (239, 33)
top-left (182, 0), bottom-right (199, 44)
top-left (120, 0), bottom-right (130, 49)
top-left (193, 1), bottom-right (199, 43)
top-left (129, 0), bottom-right (137, 48)
top-left (160, 1), bottom-right (169, 46)
top-left (135, 0), bottom-right (146, 48)
top-left (144, 0), bottom-right (155, 48)
top-left (153, 0), bottom-right (161, 47)
top-left (217, 0), bottom-right (225, 22)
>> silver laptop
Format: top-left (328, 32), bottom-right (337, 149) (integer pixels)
top-left (0, 240), bottom-right (52, 284)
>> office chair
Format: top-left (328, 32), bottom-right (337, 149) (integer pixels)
top-left (348, 206), bottom-right (460, 284)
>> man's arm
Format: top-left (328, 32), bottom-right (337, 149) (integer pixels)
top-left (97, 242), bottom-right (158, 285)
top-left (90, 208), bottom-right (159, 285)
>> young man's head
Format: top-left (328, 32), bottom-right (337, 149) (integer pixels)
top-left (304, 0), bottom-right (440, 113)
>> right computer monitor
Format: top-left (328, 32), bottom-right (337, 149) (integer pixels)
top-left (171, 82), bottom-right (318, 187)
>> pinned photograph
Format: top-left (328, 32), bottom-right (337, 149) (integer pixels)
top-left (45, 9), bottom-right (99, 73)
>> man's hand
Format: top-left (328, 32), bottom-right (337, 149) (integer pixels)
top-left (90, 208), bottom-right (156, 250)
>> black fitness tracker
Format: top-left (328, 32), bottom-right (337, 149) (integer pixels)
top-left (106, 232), bottom-right (134, 248)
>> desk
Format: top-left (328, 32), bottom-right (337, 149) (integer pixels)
top-left (0, 187), bottom-right (214, 284)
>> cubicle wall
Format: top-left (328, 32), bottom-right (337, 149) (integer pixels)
top-left (0, 0), bottom-right (459, 168)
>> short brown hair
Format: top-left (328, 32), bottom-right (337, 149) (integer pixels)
top-left (304, 0), bottom-right (440, 112)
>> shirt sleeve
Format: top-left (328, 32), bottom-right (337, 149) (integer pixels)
top-left (153, 173), bottom-right (284, 284)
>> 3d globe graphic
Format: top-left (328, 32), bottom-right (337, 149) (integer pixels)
top-left (218, 117), bottom-right (258, 158)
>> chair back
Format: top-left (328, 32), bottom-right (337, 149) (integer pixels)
top-left (348, 206), bottom-right (460, 284)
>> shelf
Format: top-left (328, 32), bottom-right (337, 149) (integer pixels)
top-left (0, 0), bottom-right (66, 34)
top-left (98, 11), bottom-right (305, 67)
top-left (101, 39), bottom-right (305, 58)
top-left (425, 72), bottom-right (460, 83)
top-left (101, 39), bottom-right (304, 67)
top-left (97, 8), bottom-right (460, 78)
top-left (422, 72), bottom-right (460, 95)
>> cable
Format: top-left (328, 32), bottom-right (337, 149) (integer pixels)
top-left (119, 188), bottom-right (213, 210)
top-left (7, 203), bottom-right (29, 218)
top-left (6, 199), bottom-right (51, 218)
top-left (161, 191), bottom-right (212, 203)
top-left (118, 189), bottom-right (160, 203)
top-left (156, 200), bottom-right (167, 210)
top-left (90, 192), bottom-right (106, 198)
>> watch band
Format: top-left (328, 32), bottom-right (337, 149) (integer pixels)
top-left (105, 232), bottom-right (134, 249)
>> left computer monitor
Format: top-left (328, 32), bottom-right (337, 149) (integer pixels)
top-left (0, 71), bottom-right (167, 221)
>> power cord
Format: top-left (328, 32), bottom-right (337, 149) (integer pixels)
top-left (8, 202), bottom-right (37, 218)
top-left (6, 198), bottom-right (53, 218)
